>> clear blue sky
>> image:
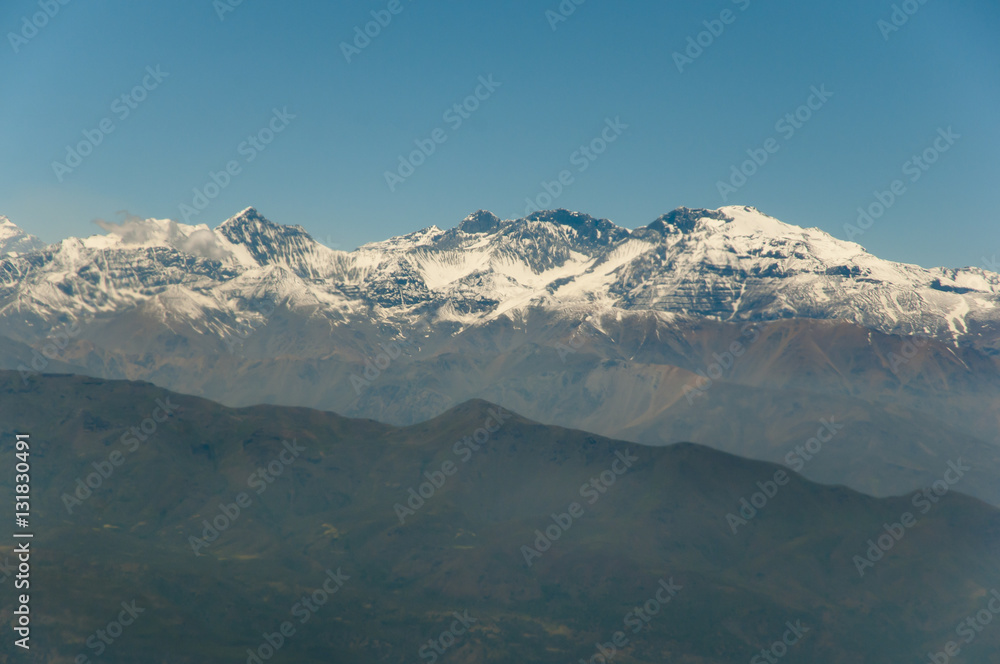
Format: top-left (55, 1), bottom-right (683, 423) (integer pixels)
top-left (1, 0), bottom-right (997, 269)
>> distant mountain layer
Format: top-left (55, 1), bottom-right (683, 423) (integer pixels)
top-left (1, 372), bottom-right (999, 663)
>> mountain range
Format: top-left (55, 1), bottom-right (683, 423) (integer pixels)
top-left (2, 205), bottom-right (999, 508)
top-left (3, 205), bottom-right (998, 345)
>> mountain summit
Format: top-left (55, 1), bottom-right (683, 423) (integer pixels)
top-left (0, 216), bottom-right (46, 255)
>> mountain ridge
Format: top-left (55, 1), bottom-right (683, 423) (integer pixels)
top-left (1, 204), bottom-right (997, 349)
top-left (2, 370), bottom-right (999, 662)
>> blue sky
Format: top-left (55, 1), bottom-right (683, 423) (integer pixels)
top-left (1, 0), bottom-right (997, 269)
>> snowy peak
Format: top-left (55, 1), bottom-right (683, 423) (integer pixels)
top-left (216, 207), bottom-right (302, 248)
top-left (217, 206), bottom-right (270, 231)
top-left (637, 207), bottom-right (732, 237)
top-left (458, 210), bottom-right (505, 234)
top-left (216, 207), bottom-right (341, 278)
top-left (0, 216), bottom-right (46, 255)
top-left (520, 209), bottom-right (630, 247)
top-left (627, 205), bottom-right (874, 275)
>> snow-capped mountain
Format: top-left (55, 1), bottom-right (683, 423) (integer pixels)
top-left (1, 205), bottom-right (997, 348)
top-left (0, 216), bottom-right (46, 256)
top-left (4, 204), bottom-right (1000, 510)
